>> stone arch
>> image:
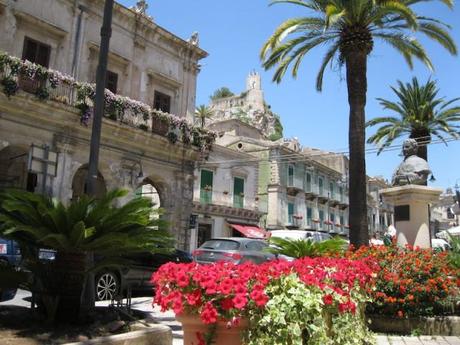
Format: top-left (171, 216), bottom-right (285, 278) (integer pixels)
top-left (0, 145), bottom-right (36, 191)
top-left (71, 164), bottom-right (107, 200)
top-left (136, 176), bottom-right (171, 219)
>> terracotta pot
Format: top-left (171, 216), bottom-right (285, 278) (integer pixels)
top-left (176, 314), bottom-right (248, 345)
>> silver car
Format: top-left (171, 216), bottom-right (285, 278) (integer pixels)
top-left (193, 238), bottom-right (276, 264)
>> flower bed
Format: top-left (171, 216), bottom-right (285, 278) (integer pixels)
top-left (345, 244), bottom-right (460, 318)
top-left (152, 257), bottom-right (377, 345)
top-left (0, 51), bottom-right (216, 152)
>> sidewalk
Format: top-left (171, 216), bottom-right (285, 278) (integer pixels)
top-left (129, 297), bottom-right (460, 345)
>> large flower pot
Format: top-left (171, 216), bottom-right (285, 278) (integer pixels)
top-left (176, 314), bottom-right (248, 345)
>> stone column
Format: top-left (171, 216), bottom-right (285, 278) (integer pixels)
top-left (381, 185), bottom-right (442, 248)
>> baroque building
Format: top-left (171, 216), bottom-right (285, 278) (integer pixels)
top-left (0, 0), bottom-right (210, 249)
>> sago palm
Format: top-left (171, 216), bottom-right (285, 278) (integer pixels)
top-left (268, 236), bottom-right (347, 258)
top-left (366, 78), bottom-right (460, 162)
top-left (195, 104), bottom-right (214, 128)
top-left (261, 0), bottom-right (457, 246)
top-left (0, 188), bottom-right (173, 321)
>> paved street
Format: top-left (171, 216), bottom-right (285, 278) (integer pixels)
top-left (2, 290), bottom-right (460, 345)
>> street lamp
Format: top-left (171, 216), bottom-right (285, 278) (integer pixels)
top-left (86, 0), bottom-right (114, 196)
top-left (82, 0), bottom-right (114, 314)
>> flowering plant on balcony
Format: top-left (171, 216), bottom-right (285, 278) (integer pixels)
top-left (324, 220), bottom-right (334, 225)
top-left (0, 51), bottom-right (217, 152)
top-left (312, 218), bottom-right (320, 223)
top-left (152, 258), bottom-right (376, 345)
top-left (292, 214), bottom-right (303, 220)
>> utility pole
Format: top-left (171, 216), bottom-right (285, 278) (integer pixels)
top-left (82, 0), bottom-right (114, 318)
top-left (86, 0), bottom-right (114, 195)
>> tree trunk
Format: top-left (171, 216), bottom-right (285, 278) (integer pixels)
top-left (345, 50), bottom-right (369, 247)
top-left (409, 130), bottom-right (430, 162)
top-left (46, 251), bottom-right (88, 322)
top-left (410, 130), bottom-right (430, 186)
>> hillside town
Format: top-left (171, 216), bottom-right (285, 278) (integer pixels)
top-left (0, 1), bottom-right (459, 345)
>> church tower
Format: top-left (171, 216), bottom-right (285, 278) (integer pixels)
top-left (245, 71), bottom-right (264, 112)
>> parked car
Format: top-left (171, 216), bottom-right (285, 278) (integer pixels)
top-left (0, 238), bottom-right (21, 266)
top-left (27, 246), bottom-right (192, 301)
top-left (431, 238), bottom-right (451, 252)
top-left (94, 249), bottom-right (192, 301)
top-left (193, 238), bottom-right (276, 265)
top-left (269, 230), bottom-right (332, 242)
top-left (0, 238), bottom-right (21, 302)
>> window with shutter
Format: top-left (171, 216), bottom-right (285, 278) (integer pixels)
top-left (22, 37), bottom-right (51, 67)
top-left (288, 203), bottom-right (294, 224)
top-left (287, 165), bottom-right (294, 186)
top-left (306, 207), bottom-right (312, 226)
top-left (200, 170), bottom-right (213, 204)
top-left (319, 209), bottom-right (324, 228)
top-left (233, 177), bottom-right (244, 208)
top-left (154, 91), bottom-right (171, 113)
top-left (106, 70), bottom-right (118, 93)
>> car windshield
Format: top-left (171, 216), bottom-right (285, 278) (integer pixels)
top-left (201, 240), bottom-right (240, 250)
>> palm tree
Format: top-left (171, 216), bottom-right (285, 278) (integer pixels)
top-left (260, 0), bottom-right (457, 246)
top-left (366, 78), bottom-right (460, 162)
top-left (195, 104), bottom-right (214, 128)
top-left (0, 189), bottom-right (172, 322)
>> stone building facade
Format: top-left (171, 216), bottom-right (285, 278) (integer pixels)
top-left (209, 119), bottom-right (394, 238)
top-left (0, 0), bottom-right (208, 249)
top-left (190, 144), bottom-right (264, 250)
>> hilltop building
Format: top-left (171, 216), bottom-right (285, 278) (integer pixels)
top-left (207, 72), bottom-right (283, 140)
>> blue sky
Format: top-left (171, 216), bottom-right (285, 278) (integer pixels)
top-left (120, 0), bottom-right (460, 190)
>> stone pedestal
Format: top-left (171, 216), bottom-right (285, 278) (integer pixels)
top-left (380, 185), bottom-right (442, 248)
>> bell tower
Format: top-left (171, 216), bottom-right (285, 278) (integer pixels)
top-left (246, 70), bottom-right (261, 91)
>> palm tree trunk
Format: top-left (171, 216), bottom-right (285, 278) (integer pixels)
top-left (409, 130), bottom-right (429, 162)
top-left (345, 50), bottom-right (369, 247)
top-left (46, 251), bottom-right (88, 322)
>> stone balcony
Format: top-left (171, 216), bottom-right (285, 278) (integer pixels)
top-left (0, 52), bottom-right (215, 151)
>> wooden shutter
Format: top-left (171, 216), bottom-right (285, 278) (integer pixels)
top-left (154, 91), bottom-right (171, 113)
top-left (22, 37), bottom-right (50, 67)
top-left (106, 70), bottom-right (118, 93)
top-left (233, 177), bottom-right (244, 208)
top-left (200, 170), bottom-right (213, 204)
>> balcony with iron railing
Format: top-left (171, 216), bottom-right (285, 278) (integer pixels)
top-left (286, 173), bottom-right (304, 195)
top-left (0, 52), bottom-right (215, 150)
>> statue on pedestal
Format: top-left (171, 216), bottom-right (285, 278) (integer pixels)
top-left (392, 139), bottom-right (431, 186)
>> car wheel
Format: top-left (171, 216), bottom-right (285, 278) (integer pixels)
top-left (95, 272), bottom-right (119, 301)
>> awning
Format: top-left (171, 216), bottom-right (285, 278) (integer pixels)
top-left (229, 223), bottom-right (270, 239)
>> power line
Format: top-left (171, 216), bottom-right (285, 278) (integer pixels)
top-left (200, 136), bottom-right (459, 167)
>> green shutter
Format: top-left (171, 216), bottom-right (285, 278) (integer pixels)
top-left (288, 203), bottom-right (294, 224)
top-left (200, 170), bottom-right (213, 204)
top-left (233, 177), bottom-right (244, 208)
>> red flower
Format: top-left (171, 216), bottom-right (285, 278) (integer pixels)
top-left (232, 294), bottom-right (248, 310)
top-left (200, 302), bottom-right (218, 324)
top-left (323, 294), bottom-right (333, 306)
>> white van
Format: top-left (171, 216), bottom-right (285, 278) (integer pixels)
top-left (269, 230), bottom-right (332, 242)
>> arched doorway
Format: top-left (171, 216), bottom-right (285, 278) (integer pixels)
top-left (136, 178), bottom-right (165, 220)
top-left (0, 146), bottom-right (37, 191)
top-left (71, 165), bottom-right (107, 200)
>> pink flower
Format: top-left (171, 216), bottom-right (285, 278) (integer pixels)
top-left (232, 294), bottom-right (247, 310)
